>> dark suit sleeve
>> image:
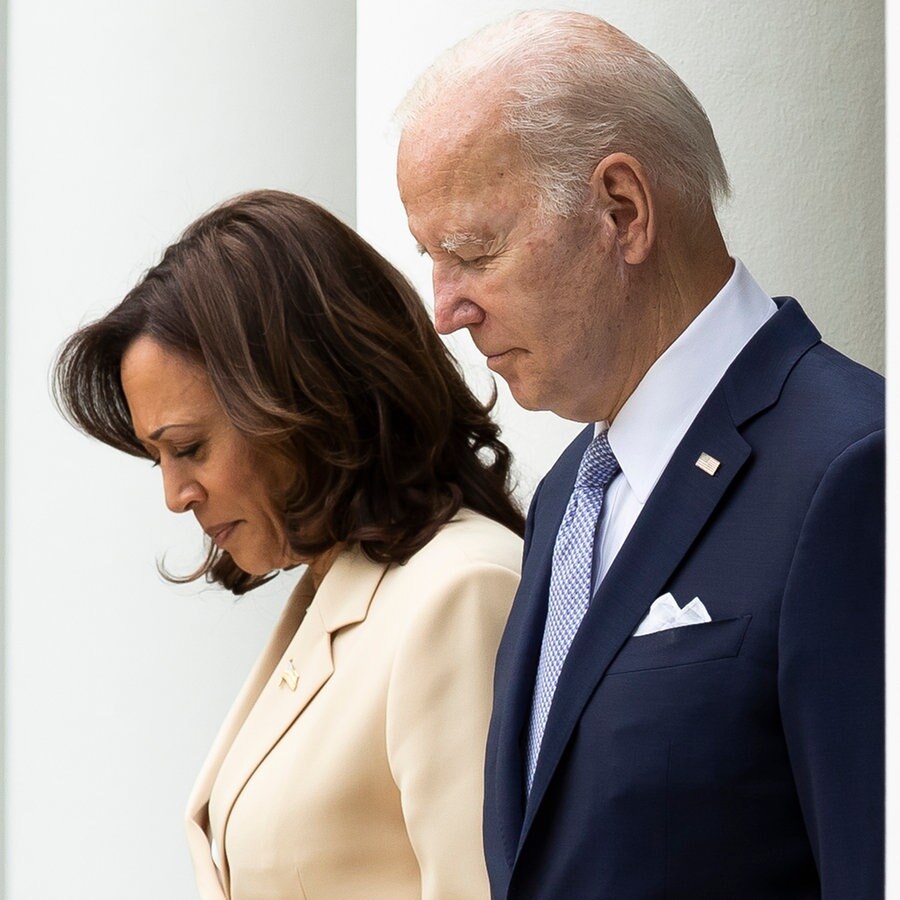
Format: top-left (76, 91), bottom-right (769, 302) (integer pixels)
top-left (778, 428), bottom-right (884, 898)
top-left (522, 478), bottom-right (545, 560)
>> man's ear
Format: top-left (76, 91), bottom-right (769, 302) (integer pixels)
top-left (588, 153), bottom-right (656, 264)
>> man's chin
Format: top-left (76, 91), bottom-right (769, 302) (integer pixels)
top-left (490, 364), bottom-right (590, 420)
top-left (505, 378), bottom-right (600, 424)
top-left (502, 377), bottom-right (546, 413)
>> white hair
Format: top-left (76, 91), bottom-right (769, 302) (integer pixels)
top-left (398, 10), bottom-right (731, 219)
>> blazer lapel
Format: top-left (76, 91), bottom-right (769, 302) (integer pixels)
top-left (185, 573), bottom-right (315, 899)
top-left (205, 547), bottom-right (389, 894)
top-left (518, 298), bottom-right (821, 851)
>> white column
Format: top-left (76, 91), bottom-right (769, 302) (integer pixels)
top-left (0, 0), bottom-right (8, 894)
top-left (357, 0), bottom-right (884, 500)
top-left (5, 2), bottom-right (355, 896)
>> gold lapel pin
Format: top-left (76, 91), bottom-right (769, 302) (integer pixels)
top-left (278, 658), bottom-right (300, 691)
top-left (695, 452), bottom-right (721, 476)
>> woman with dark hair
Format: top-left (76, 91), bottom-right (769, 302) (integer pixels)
top-left (54, 190), bottom-right (524, 900)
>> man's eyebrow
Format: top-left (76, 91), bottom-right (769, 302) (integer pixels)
top-left (439, 232), bottom-right (486, 253)
top-left (415, 233), bottom-right (488, 256)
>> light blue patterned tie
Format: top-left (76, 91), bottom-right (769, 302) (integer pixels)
top-left (525, 431), bottom-right (620, 793)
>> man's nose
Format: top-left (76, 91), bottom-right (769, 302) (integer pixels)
top-left (432, 270), bottom-right (485, 335)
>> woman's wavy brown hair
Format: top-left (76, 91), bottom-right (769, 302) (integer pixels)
top-left (53, 190), bottom-right (524, 594)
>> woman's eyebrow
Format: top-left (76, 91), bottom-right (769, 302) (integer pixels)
top-left (147, 423), bottom-right (193, 441)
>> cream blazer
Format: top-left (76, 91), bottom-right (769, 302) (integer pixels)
top-left (186, 510), bottom-right (522, 900)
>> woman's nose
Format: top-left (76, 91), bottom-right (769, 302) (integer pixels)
top-left (162, 469), bottom-right (205, 513)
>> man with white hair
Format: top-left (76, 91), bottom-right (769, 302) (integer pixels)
top-left (398, 10), bottom-right (883, 900)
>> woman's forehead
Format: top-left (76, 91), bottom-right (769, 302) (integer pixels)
top-left (121, 337), bottom-right (217, 439)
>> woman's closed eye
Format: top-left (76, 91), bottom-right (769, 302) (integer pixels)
top-left (149, 441), bottom-right (205, 467)
top-left (173, 442), bottom-right (204, 459)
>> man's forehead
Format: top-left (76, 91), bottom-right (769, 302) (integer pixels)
top-left (399, 119), bottom-right (525, 205)
top-left (397, 91), bottom-right (535, 247)
top-left (400, 153), bottom-right (522, 245)
top-left (400, 89), bottom-right (521, 171)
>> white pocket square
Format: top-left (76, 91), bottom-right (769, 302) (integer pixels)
top-left (633, 592), bottom-right (712, 636)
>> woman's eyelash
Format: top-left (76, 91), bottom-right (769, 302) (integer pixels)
top-left (149, 442), bottom-right (203, 467)
top-left (174, 442), bottom-right (203, 459)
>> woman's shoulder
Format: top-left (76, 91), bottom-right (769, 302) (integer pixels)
top-left (375, 510), bottom-right (521, 640)
top-left (398, 508), bottom-right (523, 579)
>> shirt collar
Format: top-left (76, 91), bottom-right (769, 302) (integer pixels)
top-left (598, 258), bottom-right (776, 503)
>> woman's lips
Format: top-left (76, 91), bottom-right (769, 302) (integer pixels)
top-left (206, 521), bottom-right (240, 547)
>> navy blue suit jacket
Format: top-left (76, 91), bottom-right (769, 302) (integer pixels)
top-left (484, 299), bottom-right (884, 899)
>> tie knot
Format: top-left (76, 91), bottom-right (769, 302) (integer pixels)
top-left (574, 431), bottom-right (619, 492)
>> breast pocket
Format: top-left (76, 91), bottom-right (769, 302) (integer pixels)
top-left (606, 614), bottom-right (752, 675)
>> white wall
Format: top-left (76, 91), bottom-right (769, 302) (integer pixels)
top-left (357, 0), bottom-right (884, 500)
top-left (4, 2), bottom-right (355, 897)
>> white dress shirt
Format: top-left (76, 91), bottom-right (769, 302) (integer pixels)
top-left (591, 258), bottom-right (777, 591)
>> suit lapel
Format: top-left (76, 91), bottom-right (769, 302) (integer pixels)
top-left (516, 298), bottom-right (821, 852)
top-left (206, 546), bottom-right (389, 893)
top-left (520, 389), bottom-right (751, 842)
top-left (492, 429), bottom-right (592, 865)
